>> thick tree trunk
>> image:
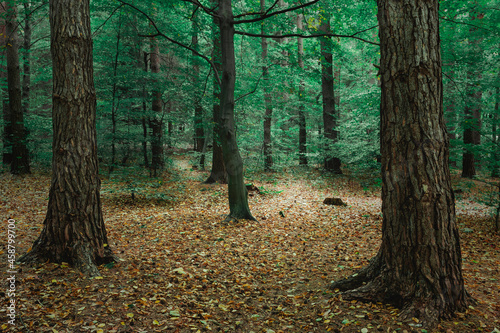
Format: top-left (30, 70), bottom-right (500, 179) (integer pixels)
top-left (217, 0), bottom-right (255, 221)
top-left (19, 0), bottom-right (114, 276)
top-left (320, 14), bottom-right (341, 174)
top-left (205, 6), bottom-right (227, 184)
top-left (6, 1), bottom-right (30, 175)
top-left (150, 38), bottom-right (164, 177)
top-left (331, 0), bottom-right (470, 325)
top-left (192, 7), bottom-right (205, 168)
top-left (297, 14), bottom-right (307, 165)
top-left (261, 0), bottom-right (273, 172)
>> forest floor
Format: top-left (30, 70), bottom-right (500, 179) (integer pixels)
top-left (1, 153), bottom-right (499, 333)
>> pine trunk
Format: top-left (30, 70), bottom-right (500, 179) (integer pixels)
top-left (297, 14), bottom-right (307, 165)
top-left (150, 39), bottom-right (164, 177)
top-left (320, 15), bottom-right (341, 174)
top-left (6, 1), bottom-right (30, 175)
top-left (19, 0), bottom-right (114, 277)
top-left (22, 1), bottom-right (31, 117)
top-left (218, 0), bottom-right (255, 221)
top-left (261, 0), bottom-right (273, 172)
top-left (205, 4), bottom-right (227, 184)
top-left (192, 7), bottom-right (205, 168)
top-left (331, 0), bottom-right (470, 325)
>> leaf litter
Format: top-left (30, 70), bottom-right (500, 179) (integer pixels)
top-left (0, 156), bottom-right (499, 332)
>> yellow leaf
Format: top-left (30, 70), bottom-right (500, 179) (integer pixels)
top-left (127, 313), bottom-right (134, 318)
top-left (153, 320), bottom-right (160, 325)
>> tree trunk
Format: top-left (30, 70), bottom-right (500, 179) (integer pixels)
top-left (6, 1), bottom-right (30, 175)
top-left (204, 4), bottom-right (227, 184)
top-left (492, 75), bottom-right (499, 178)
top-left (19, 0), bottom-right (114, 277)
top-left (320, 13), bottom-right (341, 174)
top-left (109, 16), bottom-right (122, 174)
top-left (331, 0), bottom-right (470, 325)
top-left (297, 14), bottom-right (307, 165)
top-left (22, 1), bottom-right (31, 117)
top-left (1, 3), bottom-right (11, 165)
top-left (142, 51), bottom-right (150, 169)
top-left (461, 12), bottom-right (483, 178)
top-left (150, 38), bottom-right (164, 177)
top-left (192, 6), bottom-right (205, 168)
top-left (261, 0), bottom-right (273, 172)
top-left (217, 0), bottom-right (255, 221)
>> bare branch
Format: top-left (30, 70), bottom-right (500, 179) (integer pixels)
top-left (181, 0), bottom-right (220, 17)
top-left (92, 4), bottom-right (125, 37)
top-left (116, 0), bottom-right (221, 87)
top-left (235, 31), bottom-right (380, 46)
top-left (233, 0), bottom-right (279, 19)
top-left (235, 65), bottom-right (275, 103)
top-left (234, 0), bottom-right (320, 25)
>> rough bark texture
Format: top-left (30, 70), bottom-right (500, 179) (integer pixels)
top-left (493, 75), bottom-right (499, 178)
top-left (6, 1), bottom-right (30, 174)
top-left (150, 38), bottom-right (164, 177)
top-left (330, 0), bottom-right (470, 326)
top-left (192, 7), bottom-right (205, 168)
top-left (320, 15), bottom-right (341, 174)
top-left (261, 0), bottom-right (273, 172)
top-left (204, 5), bottom-right (227, 184)
top-left (297, 14), bottom-right (307, 166)
top-left (19, 0), bottom-right (114, 277)
top-left (217, 0), bottom-right (255, 221)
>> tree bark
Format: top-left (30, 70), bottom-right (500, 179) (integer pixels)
top-left (204, 3), bottom-right (227, 184)
top-left (109, 15), bottom-right (122, 174)
top-left (320, 13), bottom-right (341, 174)
top-left (461, 11), bottom-right (483, 178)
top-left (261, 0), bottom-right (273, 172)
top-left (22, 1), bottom-right (31, 117)
top-left (331, 0), bottom-right (470, 326)
top-left (297, 14), bottom-right (307, 165)
top-left (192, 6), bottom-right (205, 168)
top-left (6, 1), bottom-right (30, 175)
top-left (19, 0), bottom-right (114, 277)
top-left (492, 74), bottom-right (499, 178)
top-left (150, 37), bottom-right (164, 177)
top-left (217, 0), bottom-right (255, 221)
top-left (1, 3), bottom-right (11, 165)
top-left (142, 51), bottom-right (150, 170)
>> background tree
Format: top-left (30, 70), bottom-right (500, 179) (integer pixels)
top-left (20, 0), bottom-right (114, 276)
top-left (330, 0), bottom-right (470, 325)
top-left (5, 0), bottom-right (30, 174)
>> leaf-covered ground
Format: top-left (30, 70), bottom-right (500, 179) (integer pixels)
top-left (1, 154), bottom-right (499, 333)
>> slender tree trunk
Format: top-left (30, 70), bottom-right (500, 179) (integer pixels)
top-left (192, 6), bottom-right (205, 168)
top-left (109, 16), bottom-right (122, 174)
top-left (217, 0), bottom-right (255, 221)
top-left (142, 51), bottom-right (150, 169)
top-left (204, 4), bottom-right (227, 184)
top-left (492, 75), bottom-right (499, 178)
top-left (261, 0), bottom-right (273, 172)
top-left (150, 38), bottom-right (164, 177)
top-left (462, 12), bottom-right (483, 178)
top-left (320, 13), bottom-right (341, 174)
top-left (331, 0), bottom-right (470, 325)
top-left (22, 1), bottom-right (31, 117)
top-left (297, 14), bottom-right (307, 165)
top-left (19, 0), bottom-right (114, 277)
top-left (1, 3), bottom-right (11, 165)
top-left (6, 1), bottom-right (30, 174)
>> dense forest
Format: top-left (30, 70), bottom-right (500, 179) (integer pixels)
top-left (1, 0), bottom-right (499, 332)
